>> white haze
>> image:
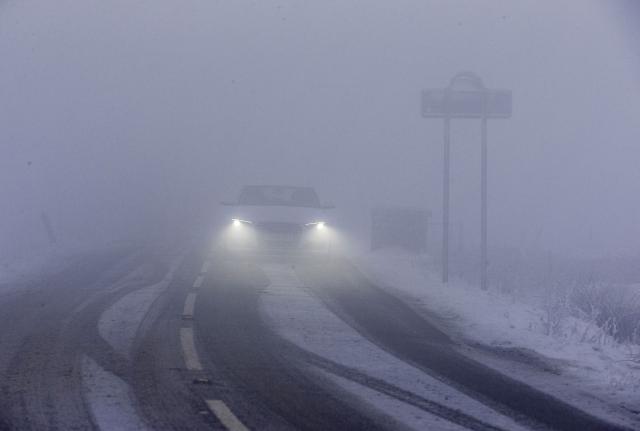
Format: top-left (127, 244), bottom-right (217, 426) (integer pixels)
top-left (1, 0), bottom-right (640, 260)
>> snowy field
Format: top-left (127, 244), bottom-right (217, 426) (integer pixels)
top-left (0, 242), bottom-right (88, 285)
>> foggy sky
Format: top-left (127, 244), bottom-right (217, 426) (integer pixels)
top-left (2, 0), bottom-right (640, 259)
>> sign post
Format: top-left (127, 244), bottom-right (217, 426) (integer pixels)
top-left (422, 72), bottom-right (511, 288)
top-left (481, 101), bottom-right (488, 290)
top-left (442, 115), bottom-right (450, 283)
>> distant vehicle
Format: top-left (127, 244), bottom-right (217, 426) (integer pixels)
top-left (219, 185), bottom-right (335, 256)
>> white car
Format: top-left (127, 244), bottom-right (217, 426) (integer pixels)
top-left (219, 185), bottom-right (335, 257)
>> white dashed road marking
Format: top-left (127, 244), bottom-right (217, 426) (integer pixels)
top-left (193, 275), bottom-right (205, 288)
top-left (180, 327), bottom-right (203, 370)
top-left (185, 262), bottom-right (249, 429)
top-left (200, 261), bottom-right (210, 274)
top-left (206, 400), bottom-right (250, 431)
top-left (183, 293), bottom-right (197, 317)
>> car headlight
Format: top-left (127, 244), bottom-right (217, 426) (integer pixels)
top-left (232, 218), bottom-right (252, 227)
top-left (305, 221), bottom-right (326, 230)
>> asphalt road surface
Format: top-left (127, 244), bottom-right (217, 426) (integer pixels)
top-left (0, 243), bottom-right (634, 430)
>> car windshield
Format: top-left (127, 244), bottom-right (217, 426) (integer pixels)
top-left (237, 185), bottom-right (321, 208)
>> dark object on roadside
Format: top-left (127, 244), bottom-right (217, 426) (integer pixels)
top-left (371, 207), bottom-right (431, 253)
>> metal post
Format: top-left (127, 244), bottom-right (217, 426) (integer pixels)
top-left (480, 114), bottom-right (488, 290)
top-left (41, 212), bottom-right (57, 246)
top-left (442, 116), bottom-right (450, 283)
top-left (423, 73), bottom-right (510, 288)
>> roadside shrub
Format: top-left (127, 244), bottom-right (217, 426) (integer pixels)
top-left (448, 248), bottom-right (640, 345)
top-left (539, 280), bottom-right (570, 336)
top-left (571, 280), bottom-right (640, 344)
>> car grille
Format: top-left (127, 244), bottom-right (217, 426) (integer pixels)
top-left (255, 222), bottom-right (303, 234)
top-left (254, 222), bottom-right (302, 248)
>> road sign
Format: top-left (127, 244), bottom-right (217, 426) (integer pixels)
top-left (422, 89), bottom-right (512, 119)
top-left (421, 72), bottom-right (512, 289)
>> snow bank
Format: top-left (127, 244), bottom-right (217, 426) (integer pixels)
top-left (355, 249), bottom-right (640, 423)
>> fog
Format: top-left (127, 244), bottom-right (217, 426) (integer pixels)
top-left (2, 0), bottom-right (640, 260)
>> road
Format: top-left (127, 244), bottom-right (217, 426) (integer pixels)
top-left (0, 243), bottom-right (633, 430)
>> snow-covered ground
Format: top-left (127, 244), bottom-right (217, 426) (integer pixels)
top-left (259, 262), bottom-right (528, 431)
top-left (0, 241), bottom-right (91, 285)
top-left (82, 355), bottom-right (151, 431)
top-left (0, 238), bottom-right (166, 286)
top-left (98, 254), bottom-right (184, 359)
top-left (355, 249), bottom-right (640, 424)
top-left (87, 253), bottom-right (184, 430)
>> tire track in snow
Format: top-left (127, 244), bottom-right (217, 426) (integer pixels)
top-left (259, 262), bottom-right (525, 431)
top-left (298, 261), bottom-right (632, 431)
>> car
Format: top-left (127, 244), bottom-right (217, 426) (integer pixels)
top-left (218, 185), bottom-right (335, 257)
